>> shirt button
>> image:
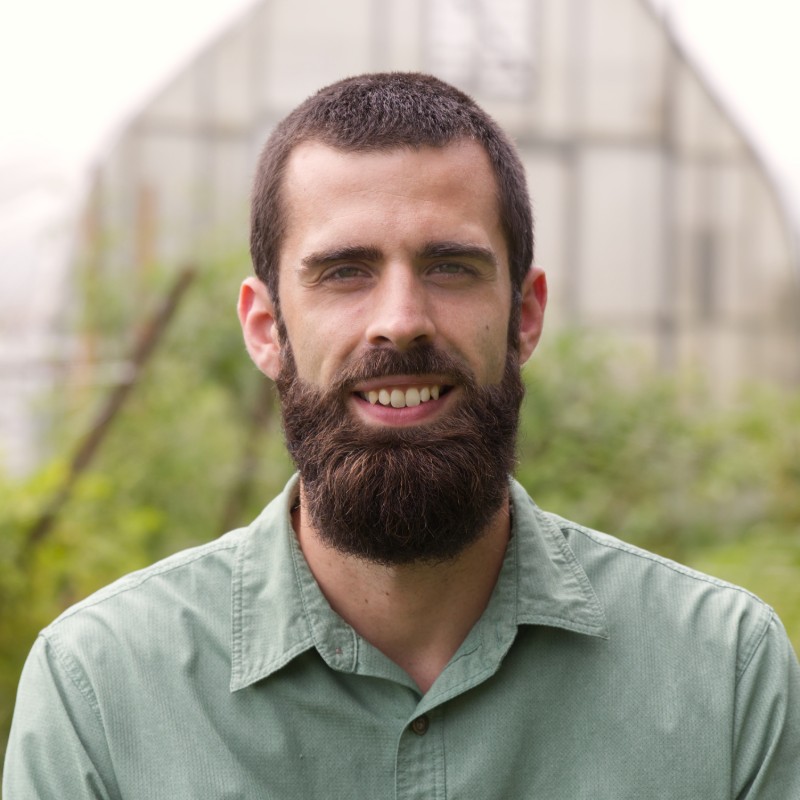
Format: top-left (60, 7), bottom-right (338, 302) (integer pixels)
top-left (410, 715), bottom-right (430, 736)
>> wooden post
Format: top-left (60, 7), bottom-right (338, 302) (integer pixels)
top-left (24, 266), bottom-right (197, 552)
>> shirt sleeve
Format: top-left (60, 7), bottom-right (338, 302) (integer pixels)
top-left (733, 610), bottom-right (800, 799)
top-left (3, 634), bottom-right (119, 800)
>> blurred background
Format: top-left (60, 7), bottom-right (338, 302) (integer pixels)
top-left (1, 0), bottom-right (799, 764)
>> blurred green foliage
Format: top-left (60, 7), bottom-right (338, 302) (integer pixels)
top-left (1, 256), bottom-right (799, 765)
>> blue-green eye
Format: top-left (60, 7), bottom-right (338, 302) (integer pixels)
top-left (431, 262), bottom-right (475, 276)
top-left (323, 265), bottom-right (368, 281)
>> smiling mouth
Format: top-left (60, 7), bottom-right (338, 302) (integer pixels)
top-left (356, 384), bottom-right (452, 409)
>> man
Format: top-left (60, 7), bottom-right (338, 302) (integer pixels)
top-left (5, 73), bottom-right (800, 798)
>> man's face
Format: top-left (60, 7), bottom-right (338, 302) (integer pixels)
top-left (274, 139), bottom-right (517, 410)
top-left (240, 139), bottom-right (546, 564)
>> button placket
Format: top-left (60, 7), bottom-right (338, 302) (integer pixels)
top-left (395, 709), bottom-right (445, 800)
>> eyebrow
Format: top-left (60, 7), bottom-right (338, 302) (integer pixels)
top-left (298, 241), bottom-right (498, 270)
top-left (418, 241), bottom-right (498, 268)
top-left (300, 245), bottom-right (383, 270)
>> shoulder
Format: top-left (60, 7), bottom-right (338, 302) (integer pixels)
top-left (550, 509), bottom-right (767, 601)
top-left (50, 528), bottom-right (244, 624)
top-left (40, 528), bottom-right (246, 667)
top-left (538, 503), bottom-right (775, 679)
top-left (35, 480), bottom-right (299, 690)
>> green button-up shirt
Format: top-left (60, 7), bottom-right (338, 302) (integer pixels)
top-left (5, 477), bottom-right (800, 798)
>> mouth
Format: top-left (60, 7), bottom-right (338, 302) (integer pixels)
top-left (355, 383), bottom-right (452, 409)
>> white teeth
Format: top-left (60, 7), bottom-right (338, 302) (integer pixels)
top-left (362, 385), bottom-right (444, 408)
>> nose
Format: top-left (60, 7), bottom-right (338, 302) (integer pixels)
top-left (364, 266), bottom-right (436, 350)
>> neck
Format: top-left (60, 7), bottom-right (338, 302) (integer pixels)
top-left (293, 487), bottom-right (511, 694)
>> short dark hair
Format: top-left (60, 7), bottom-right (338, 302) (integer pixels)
top-left (250, 72), bottom-right (533, 317)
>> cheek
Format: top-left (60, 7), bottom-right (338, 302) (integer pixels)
top-left (286, 336), bottom-right (328, 386)
top-left (282, 319), bottom-right (357, 388)
top-left (444, 309), bottom-right (510, 385)
top-left (477, 329), bottom-right (509, 384)
top-left (479, 301), bottom-right (515, 382)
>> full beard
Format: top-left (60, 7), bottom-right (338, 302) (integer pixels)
top-left (276, 343), bottom-right (524, 566)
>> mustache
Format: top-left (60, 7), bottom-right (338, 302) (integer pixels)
top-left (329, 344), bottom-right (477, 393)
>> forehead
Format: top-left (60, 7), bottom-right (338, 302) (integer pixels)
top-left (283, 136), bottom-right (496, 179)
top-left (278, 139), bottom-right (505, 259)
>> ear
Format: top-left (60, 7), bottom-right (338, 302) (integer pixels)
top-left (237, 277), bottom-right (282, 380)
top-left (517, 266), bottom-right (547, 364)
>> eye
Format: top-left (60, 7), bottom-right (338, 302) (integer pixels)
top-left (321, 264), bottom-right (370, 282)
top-left (429, 262), bottom-right (477, 278)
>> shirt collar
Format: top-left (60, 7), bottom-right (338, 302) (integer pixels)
top-left (230, 475), bottom-right (360, 691)
top-left (230, 475), bottom-right (608, 692)
top-left (508, 478), bottom-right (609, 638)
